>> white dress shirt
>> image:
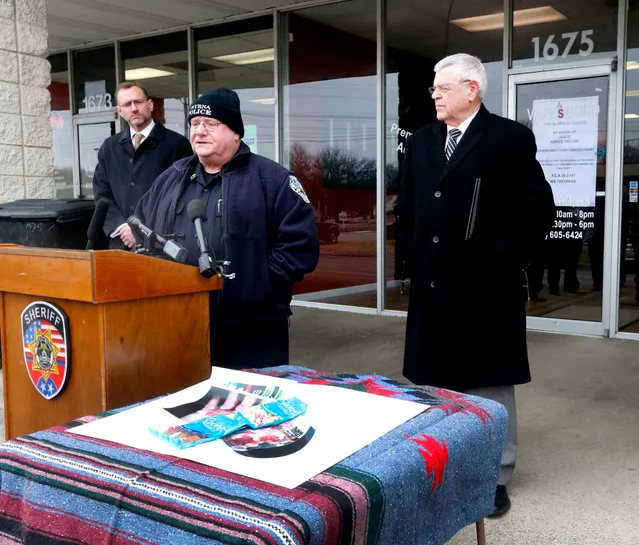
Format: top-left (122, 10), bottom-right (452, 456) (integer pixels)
top-left (445, 107), bottom-right (480, 152)
top-left (131, 119), bottom-right (155, 148)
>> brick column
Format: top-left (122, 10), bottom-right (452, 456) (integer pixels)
top-left (0, 0), bottom-right (54, 202)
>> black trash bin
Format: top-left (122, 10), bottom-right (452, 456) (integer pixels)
top-left (0, 198), bottom-right (95, 249)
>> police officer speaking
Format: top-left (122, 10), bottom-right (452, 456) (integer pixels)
top-left (135, 87), bottom-right (320, 369)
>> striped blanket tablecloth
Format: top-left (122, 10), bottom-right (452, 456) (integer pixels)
top-left (0, 366), bottom-right (507, 545)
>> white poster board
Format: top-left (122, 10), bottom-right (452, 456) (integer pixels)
top-left (70, 367), bottom-right (427, 489)
top-left (532, 96), bottom-right (599, 207)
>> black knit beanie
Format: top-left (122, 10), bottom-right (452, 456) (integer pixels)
top-left (188, 88), bottom-right (244, 138)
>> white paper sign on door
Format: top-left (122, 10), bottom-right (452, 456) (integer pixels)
top-left (531, 96), bottom-right (599, 207)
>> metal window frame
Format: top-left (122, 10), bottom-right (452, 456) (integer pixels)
top-left (114, 40), bottom-right (126, 133)
top-left (502, 0), bottom-right (512, 115)
top-left (187, 27), bottom-right (196, 102)
top-left (610, 0), bottom-right (631, 339)
top-left (277, 12), bottom-right (290, 168)
top-left (274, 11), bottom-right (286, 165)
top-left (66, 49), bottom-right (75, 118)
top-left (376, 0), bottom-right (386, 312)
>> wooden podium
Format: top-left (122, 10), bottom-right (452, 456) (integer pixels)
top-left (0, 246), bottom-right (222, 440)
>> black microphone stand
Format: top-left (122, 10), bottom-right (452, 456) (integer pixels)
top-left (133, 231), bottom-right (185, 262)
top-left (197, 250), bottom-right (215, 278)
top-left (140, 231), bottom-right (158, 256)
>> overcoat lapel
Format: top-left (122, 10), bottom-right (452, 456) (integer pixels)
top-left (423, 123), bottom-right (447, 188)
top-left (118, 128), bottom-right (135, 157)
top-left (434, 104), bottom-right (491, 188)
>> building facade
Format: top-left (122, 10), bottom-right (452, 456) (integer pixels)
top-left (2, 0), bottom-right (639, 340)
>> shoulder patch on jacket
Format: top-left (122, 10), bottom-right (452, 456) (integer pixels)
top-left (289, 175), bottom-right (310, 204)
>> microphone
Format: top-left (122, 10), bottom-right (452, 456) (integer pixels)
top-left (86, 198), bottom-right (110, 250)
top-left (186, 199), bottom-right (215, 278)
top-left (127, 215), bottom-right (187, 263)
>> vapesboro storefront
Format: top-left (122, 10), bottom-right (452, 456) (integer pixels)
top-left (38, 0), bottom-right (639, 339)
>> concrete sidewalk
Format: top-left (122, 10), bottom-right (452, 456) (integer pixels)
top-left (3, 307), bottom-right (639, 544)
top-left (290, 308), bottom-right (639, 545)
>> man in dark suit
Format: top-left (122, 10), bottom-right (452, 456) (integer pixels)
top-left (396, 54), bottom-right (555, 517)
top-left (92, 82), bottom-right (192, 249)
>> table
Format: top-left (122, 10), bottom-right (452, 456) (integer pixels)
top-left (0, 366), bottom-right (507, 545)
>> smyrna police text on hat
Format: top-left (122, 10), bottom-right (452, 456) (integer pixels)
top-left (190, 104), bottom-right (212, 116)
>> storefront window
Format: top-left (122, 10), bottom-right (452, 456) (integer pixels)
top-left (283, 0), bottom-right (377, 308)
top-left (384, 0), bottom-right (504, 311)
top-left (27, 0), bottom-right (639, 332)
top-left (121, 31), bottom-right (190, 136)
top-left (49, 53), bottom-right (73, 199)
top-left (512, 0), bottom-right (618, 68)
top-left (71, 46), bottom-right (117, 198)
top-left (73, 46), bottom-right (116, 114)
top-left (195, 17), bottom-right (275, 160)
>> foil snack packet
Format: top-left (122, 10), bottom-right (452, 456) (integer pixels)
top-left (238, 397), bottom-right (308, 429)
top-left (151, 398), bottom-right (308, 449)
top-left (149, 424), bottom-right (216, 449)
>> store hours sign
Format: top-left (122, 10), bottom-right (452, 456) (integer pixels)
top-left (531, 96), bottom-right (599, 208)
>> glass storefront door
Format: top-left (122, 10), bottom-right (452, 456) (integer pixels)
top-left (72, 115), bottom-right (116, 199)
top-left (509, 64), bottom-right (616, 335)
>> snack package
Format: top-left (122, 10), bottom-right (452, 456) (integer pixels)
top-left (238, 397), bottom-right (308, 429)
top-left (150, 413), bottom-right (248, 450)
top-left (183, 412), bottom-right (248, 440)
top-left (150, 398), bottom-right (308, 449)
top-left (149, 424), bottom-right (216, 450)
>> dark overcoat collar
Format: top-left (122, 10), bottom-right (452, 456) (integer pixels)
top-left (427, 103), bottom-right (490, 187)
top-left (117, 121), bottom-right (167, 156)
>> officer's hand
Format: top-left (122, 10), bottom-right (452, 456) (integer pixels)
top-left (119, 225), bottom-right (136, 249)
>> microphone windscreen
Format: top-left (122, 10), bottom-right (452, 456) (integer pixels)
top-left (187, 199), bottom-right (207, 222)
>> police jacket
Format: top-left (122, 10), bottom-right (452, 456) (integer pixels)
top-left (93, 123), bottom-right (192, 237)
top-left (135, 143), bottom-right (320, 323)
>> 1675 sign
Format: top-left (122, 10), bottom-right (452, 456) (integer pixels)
top-left (532, 30), bottom-right (594, 62)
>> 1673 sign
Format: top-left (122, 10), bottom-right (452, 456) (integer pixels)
top-left (81, 93), bottom-right (113, 112)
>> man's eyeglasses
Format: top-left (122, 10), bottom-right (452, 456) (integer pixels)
top-left (118, 98), bottom-right (148, 109)
top-left (190, 120), bottom-right (224, 132)
top-left (428, 80), bottom-right (471, 97)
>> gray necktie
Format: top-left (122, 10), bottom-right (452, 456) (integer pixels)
top-left (445, 128), bottom-right (462, 161)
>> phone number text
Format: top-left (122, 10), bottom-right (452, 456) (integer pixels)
top-left (549, 231), bottom-right (583, 239)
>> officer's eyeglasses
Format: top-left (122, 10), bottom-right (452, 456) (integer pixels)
top-left (190, 120), bottom-right (224, 132)
top-left (428, 80), bottom-right (471, 96)
top-left (118, 99), bottom-right (148, 109)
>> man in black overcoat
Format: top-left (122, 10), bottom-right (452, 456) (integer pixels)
top-left (396, 53), bottom-right (555, 517)
top-left (92, 82), bottom-right (192, 249)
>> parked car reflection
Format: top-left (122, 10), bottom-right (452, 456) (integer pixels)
top-left (315, 212), bottom-right (340, 244)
